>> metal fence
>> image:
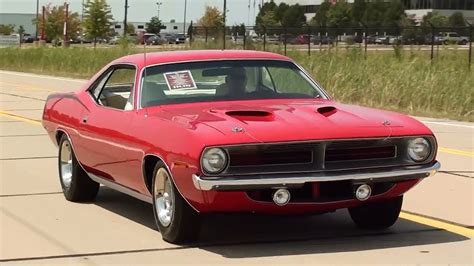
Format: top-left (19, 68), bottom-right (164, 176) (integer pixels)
top-left (189, 25), bottom-right (473, 68)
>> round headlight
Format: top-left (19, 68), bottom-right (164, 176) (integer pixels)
top-left (407, 137), bottom-right (431, 162)
top-left (202, 148), bottom-right (228, 174)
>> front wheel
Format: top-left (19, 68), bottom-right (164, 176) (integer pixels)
top-left (348, 196), bottom-right (403, 230)
top-left (152, 162), bottom-right (201, 243)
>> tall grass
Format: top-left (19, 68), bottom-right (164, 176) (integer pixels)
top-left (0, 46), bottom-right (472, 121)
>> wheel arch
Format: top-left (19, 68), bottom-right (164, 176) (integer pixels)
top-left (142, 153), bottom-right (200, 212)
top-left (142, 154), bottom-right (164, 193)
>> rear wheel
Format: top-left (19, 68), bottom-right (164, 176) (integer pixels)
top-left (152, 162), bottom-right (201, 243)
top-left (348, 196), bottom-right (403, 229)
top-left (58, 134), bottom-right (99, 202)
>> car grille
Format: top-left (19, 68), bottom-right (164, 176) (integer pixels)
top-left (212, 137), bottom-right (429, 176)
top-left (325, 146), bottom-right (396, 162)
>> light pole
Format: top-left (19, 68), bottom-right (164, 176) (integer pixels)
top-left (64, 1), bottom-right (69, 46)
top-left (156, 1), bottom-right (162, 18)
top-left (183, 0), bottom-right (187, 35)
top-left (223, 0), bottom-right (227, 49)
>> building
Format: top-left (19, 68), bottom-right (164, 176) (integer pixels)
top-left (272, 0), bottom-right (474, 23)
top-left (112, 20), bottom-right (186, 36)
top-left (0, 13), bottom-right (37, 35)
top-left (402, 0), bottom-right (474, 23)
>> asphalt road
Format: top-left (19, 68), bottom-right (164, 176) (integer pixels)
top-left (0, 70), bottom-right (472, 265)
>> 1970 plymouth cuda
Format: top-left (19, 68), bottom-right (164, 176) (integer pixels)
top-left (42, 50), bottom-right (440, 243)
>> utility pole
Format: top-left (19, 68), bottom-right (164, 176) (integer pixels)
top-left (183, 0), bottom-right (187, 35)
top-left (156, 1), bottom-right (162, 18)
top-left (41, 6), bottom-right (45, 41)
top-left (35, 0), bottom-right (39, 41)
top-left (124, 0), bottom-right (129, 37)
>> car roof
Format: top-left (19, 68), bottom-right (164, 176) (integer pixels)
top-left (113, 50), bottom-right (292, 67)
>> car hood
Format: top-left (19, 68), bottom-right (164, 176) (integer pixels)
top-left (150, 99), bottom-right (432, 146)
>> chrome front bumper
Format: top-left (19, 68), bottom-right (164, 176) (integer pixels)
top-left (192, 161), bottom-right (440, 191)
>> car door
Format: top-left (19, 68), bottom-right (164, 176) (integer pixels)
top-left (75, 64), bottom-right (143, 190)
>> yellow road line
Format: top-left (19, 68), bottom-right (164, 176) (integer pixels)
top-left (0, 82), bottom-right (55, 92)
top-left (0, 111), bottom-right (42, 126)
top-left (438, 147), bottom-right (474, 158)
top-left (400, 212), bottom-right (473, 238)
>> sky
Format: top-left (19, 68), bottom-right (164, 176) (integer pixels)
top-left (0, 0), bottom-right (263, 25)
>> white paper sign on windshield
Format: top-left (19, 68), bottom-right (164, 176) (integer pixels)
top-left (163, 70), bottom-right (197, 90)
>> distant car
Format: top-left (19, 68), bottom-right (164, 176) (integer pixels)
top-left (365, 35), bottom-right (377, 44)
top-left (266, 35), bottom-right (280, 44)
top-left (108, 36), bottom-right (120, 45)
top-left (21, 34), bottom-right (35, 43)
top-left (141, 33), bottom-right (157, 44)
top-left (312, 35), bottom-right (334, 45)
top-left (439, 32), bottom-right (469, 45)
top-left (293, 34), bottom-right (311, 45)
top-left (174, 33), bottom-right (186, 44)
top-left (162, 33), bottom-right (175, 44)
top-left (146, 35), bottom-right (165, 45)
top-left (43, 50), bottom-right (440, 244)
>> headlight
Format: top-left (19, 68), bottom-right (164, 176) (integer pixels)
top-left (407, 137), bottom-right (431, 162)
top-left (202, 148), bottom-right (228, 174)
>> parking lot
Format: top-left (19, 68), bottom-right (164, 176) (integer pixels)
top-left (0, 70), bottom-right (472, 264)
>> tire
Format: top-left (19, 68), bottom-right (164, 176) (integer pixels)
top-left (348, 196), bottom-right (403, 230)
top-left (151, 162), bottom-right (201, 243)
top-left (460, 40), bottom-right (467, 45)
top-left (58, 134), bottom-right (99, 202)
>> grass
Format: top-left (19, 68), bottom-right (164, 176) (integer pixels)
top-left (0, 45), bottom-right (472, 121)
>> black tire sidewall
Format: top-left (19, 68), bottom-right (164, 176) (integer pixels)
top-left (58, 135), bottom-right (79, 200)
top-left (58, 134), bottom-right (99, 202)
top-left (349, 196), bottom-right (403, 230)
top-left (151, 162), bottom-right (200, 243)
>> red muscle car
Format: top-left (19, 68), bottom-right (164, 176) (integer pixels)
top-left (42, 50), bottom-right (440, 243)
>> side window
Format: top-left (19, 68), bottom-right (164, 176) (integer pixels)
top-left (92, 67), bottom-right (136, 110)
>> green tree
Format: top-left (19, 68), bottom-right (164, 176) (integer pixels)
top-left (352, 0), bottom-right (366, 25)
top-left (424, 12), bottom-right (449, 28)
top-left (275, 3), bottom-right (289, 22)
top-left (83, 0), bottom-right (113, 47)
top-left (38, 4), bottom-right (81, 44)
top-left (126, 23), bottom-right (135, 34)
top-left (231, 23), bottom-right (246, 37)
top-left (197, 6), bottom-right (224, 37)
top-left (362, 0), bottom-right (386, 27)
top-left (17, 25), bottom-right (25, 35)
top-left (255, 0), bottom-right (277, 33)
top-left (383, 0), bottom-right (405, 27)
top-left (449, 12), bottom-right (466, 27)
top-left (0, 24), bottom-right (15, 35)
top-left (146, 16), bottom-right (163, 34)
top-left (327, 1), bottom-right (352, 28)
top-left (310, 2), bottom-right (331, 27)
top-left (281, 4), bottom-right (306, 28)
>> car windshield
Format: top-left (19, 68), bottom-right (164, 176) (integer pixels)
top-left (140, 60), bottom-right (325, 107)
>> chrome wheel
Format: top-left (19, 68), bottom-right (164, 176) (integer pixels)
top-left (154, 168), bottom-right (174, 227)
top-left (60, 140), bottom-right (73, 188)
